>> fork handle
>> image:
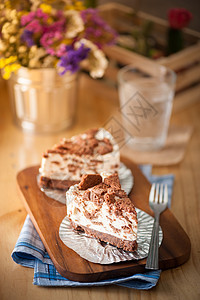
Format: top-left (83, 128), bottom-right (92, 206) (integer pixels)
top-left (145, 214), bottom-right (160, 270)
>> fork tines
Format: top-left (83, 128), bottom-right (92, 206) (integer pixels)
top-left (150, 183), bottom-right (168, 205)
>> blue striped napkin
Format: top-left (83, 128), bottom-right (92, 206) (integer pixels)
top-left (12, 166), bottom-right (174, 289)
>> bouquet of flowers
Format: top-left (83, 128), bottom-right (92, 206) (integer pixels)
top-left (0, 0), bottom-right (117, 79)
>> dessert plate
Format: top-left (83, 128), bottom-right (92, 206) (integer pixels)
top-left (17, 157), bottom-right (191, 282)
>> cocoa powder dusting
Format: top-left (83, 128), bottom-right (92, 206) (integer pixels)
top-left (46, 129), bottom-right (113, 156)
top-left (78, 173), bottom-right (136, 218)
top-left (104, 173), bottom-right (121, 189)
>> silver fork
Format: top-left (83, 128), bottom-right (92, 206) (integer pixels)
top-left (145, 183), bottom-right (168, 270)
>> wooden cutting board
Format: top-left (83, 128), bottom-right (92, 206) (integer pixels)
top-left (16, 157), bottom-right (191, 282)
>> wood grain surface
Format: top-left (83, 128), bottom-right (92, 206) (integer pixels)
top-left (16, 159), bottom-right (191, 282)
top-left (0, 73), bottom-right (200, 299)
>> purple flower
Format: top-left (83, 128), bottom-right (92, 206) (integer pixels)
top-left (80, 8), bottom-right (117, 48)
top-left (21, 30), bottom-right (35, 47)
top-left (58, 44), bottom-right (90, 75)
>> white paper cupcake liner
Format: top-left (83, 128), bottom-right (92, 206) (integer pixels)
top-left (59, 208), bottom-right (163, 264)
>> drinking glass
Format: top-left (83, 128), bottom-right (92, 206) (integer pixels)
top-left (118, 63), bottom-right (176, 151)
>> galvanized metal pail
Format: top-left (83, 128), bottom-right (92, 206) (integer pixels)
top-left (8, 67), bottom-right (78, 133)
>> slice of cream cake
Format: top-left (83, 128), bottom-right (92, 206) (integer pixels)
top-left (66, 173), bottom-right (138, 252)
top-left (39, 128), bottom-right (120, 190)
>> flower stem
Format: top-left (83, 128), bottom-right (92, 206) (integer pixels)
top-left (167, 28), bottom-right (183, 55)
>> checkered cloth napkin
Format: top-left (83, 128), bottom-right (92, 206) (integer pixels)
top-left (12, 166), bottom-right (174, 289)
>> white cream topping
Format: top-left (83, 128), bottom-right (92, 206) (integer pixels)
top-left (66, 185), bottom-right (137, 242)
top-left (39, 128), bottom-right (120, 180)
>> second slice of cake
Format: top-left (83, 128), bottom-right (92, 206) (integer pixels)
top-left (66, 173), bottom-right (138, 252)
top-left (39, 128), bottom-right (120, 190)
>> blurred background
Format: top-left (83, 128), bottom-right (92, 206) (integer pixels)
top-left (99, 0), bottom-right (200, 31)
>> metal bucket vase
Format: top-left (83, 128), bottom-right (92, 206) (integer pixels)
top-left (7, 67), bottom-right (78, 133)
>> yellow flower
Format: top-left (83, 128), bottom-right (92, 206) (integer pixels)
top-left (0, 56), bottom-right (17, 68)
top-left (62, 38), bottom-right (73, 45)
top-left (47, 17), bottom-right (54, 24)
top-left (75, 1), bottom-right (85, 11)
top-left (42, 0), bottom-right (54, 3)
top-left (64, 5), bottom-right (74, 10)
top-left (2, 68), bottom-right (11, 80)
top-left (0, 58), bottom-right (5, 69)
top-left (0, 56), bottom-right (20, 79)
top-left (54, 58), bottom-right (59, 68)
top-left (4, 0), bottom-right (11, 9)
top-left (40, 3), bottom-right (52, 14)
top-left (8, 56), bottom-right (18, 64)
top-left (65, 1), bottom-right (85, 11)
top-left (10, 63), bottom-right (21, 72)
top-left (18, 11), bottom-right (27, 18)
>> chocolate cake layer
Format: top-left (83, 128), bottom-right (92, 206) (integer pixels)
top-left (40, 176), bottom-right (79, 191)
top-left (70, 220), bottom-right (138, 252)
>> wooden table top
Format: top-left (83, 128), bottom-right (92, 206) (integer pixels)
top-left (0, 74), bottom-right (200, 300)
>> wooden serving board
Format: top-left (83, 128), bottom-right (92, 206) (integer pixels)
top-left (17, 157), bottom-right (191, 282)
